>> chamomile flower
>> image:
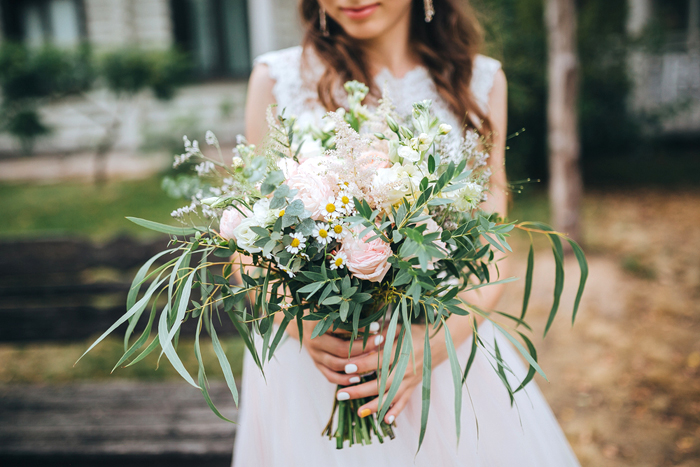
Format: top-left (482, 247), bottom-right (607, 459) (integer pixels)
top-left (330, 252), bottom-right (347, 270)
top-left (312, 223), bottom-right (332, 245)
top-left (329, 221), bottom-right (348, 239)
top-left (277, 262), bottom-right (295, 278)
top-left (321, 197), bottom-right (341, 220)
top-left (285, 233), bottom-right (306, 254)
top-left (336, 192), bottom-right (354, 214)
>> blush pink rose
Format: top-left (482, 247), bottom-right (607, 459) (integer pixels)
top-left (359, 150), bottom-right (391, 170)
top-left (340, 230), bottom-right (393, 283)
top-left (286, 158), bottom-right (336, 220)
top-left (219, 207), bottom-right (249, 241)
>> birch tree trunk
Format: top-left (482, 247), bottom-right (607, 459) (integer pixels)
top-left (546, 0), bottom-right (583, 243)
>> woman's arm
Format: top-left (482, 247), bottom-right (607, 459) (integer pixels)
top-left (244, 63), bottom-right (277, 145)
top-left (343, 69), bottom-right (510, 422)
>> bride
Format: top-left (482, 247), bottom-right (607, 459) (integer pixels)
top-left (234, 1), bottom-right (580, 465)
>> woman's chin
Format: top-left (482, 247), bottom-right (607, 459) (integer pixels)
top-left (339, 23), bottom-right (389, 41)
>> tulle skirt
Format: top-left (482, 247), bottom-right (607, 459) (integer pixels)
top-left (232, 321), bottom-right (580, 466)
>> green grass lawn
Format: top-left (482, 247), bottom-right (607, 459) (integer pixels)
top-left (0, 177), bottom-right (184, 240)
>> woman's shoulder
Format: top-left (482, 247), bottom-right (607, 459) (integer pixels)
top-left (254, 46), bottom-right (303, 71)
top-left (471, 54), bottom-right (503, 113)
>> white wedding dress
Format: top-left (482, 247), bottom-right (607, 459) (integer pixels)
top-left (232, 46), bottom-right (580, 467)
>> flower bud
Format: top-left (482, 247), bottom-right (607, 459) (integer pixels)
top-left (386, 115), bottom-right (399, 133)
top-left (438, 123), bottom-right (452, 135)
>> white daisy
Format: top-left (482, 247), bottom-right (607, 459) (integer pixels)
top-left (329, 221), bottom-right (348, 239)
top-left (321, 197), bottom-right (341, 220)
top-left (285, 232), bottom-right (306, 254)
top-left (330, 252), bottom-right (347, 270)
top-left (336, 192), bottom-right (355, 215)
top-left (312, 223), bottom-right (332, 245)
top-left (277, 262), bottom-right (295, 278)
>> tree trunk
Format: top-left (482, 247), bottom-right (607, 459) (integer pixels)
top-left (546, 0), bottom-right (583, 244)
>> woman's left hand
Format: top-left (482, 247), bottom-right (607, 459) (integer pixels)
top-left (334, 324), bottom-right (430, 424)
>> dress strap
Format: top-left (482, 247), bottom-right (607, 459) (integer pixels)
top-left (253, 46), bottom-right (325, 126)
top-left (470, 55), bottom-right (502, 114)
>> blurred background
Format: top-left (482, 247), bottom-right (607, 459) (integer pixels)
top-left (0, 0), bottom-right (698, 466)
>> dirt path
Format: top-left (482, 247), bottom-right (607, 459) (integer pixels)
top-left (498, 190), bottom-right (700, 466)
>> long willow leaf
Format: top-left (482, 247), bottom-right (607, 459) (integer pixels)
top-left (520, 241), bottom-right (534, 322)
top-left (544, 234), bottom-right (565, 337)
top-left (490, 321), bottom-right (547, 381)
top-left (113, 292), bottom-right (160, 372)
top-left (157, 270), bottom-right (199, 388)
top-left (75, 275), bottom-right (167, 366)
top-left (209, 319), bottom-right (239, 406)
top-left (461, 324), bottom-right (478, 385)
top-left (567, 239), bottom-right (588, 325)
top-left (378, 331), bottom-right (411, 422)
top-left (126, 217), bottom-right (199, 236)
top-left (513, 332), bottom-right (538, 393)
top-left (443, 321), bottom-right (463, 445)
top-left (416, 326), bottom-right (432, 453)
top-left (195, 316), bottom-right (234, 422)
top-left (376, 306), bottom-right (401, 414)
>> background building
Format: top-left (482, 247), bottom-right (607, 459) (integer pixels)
top-left (0, 0), bottom-right (302, 157)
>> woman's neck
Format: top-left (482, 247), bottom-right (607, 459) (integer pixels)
top-left (358, 11), bottom-right (420, 79)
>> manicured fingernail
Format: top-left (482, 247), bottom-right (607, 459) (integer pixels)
top-left (374, 334), bottom-right (384, 346)
top-left (359, 408), bottom-right (372, 418)
top-left (344, 363), bottom-right (358, 374)
top-left (386, 415), bottom-right (395, 424)
top-left (336, 391), bottom-right (350, 401)
top-left (349, 376), bottom-right (361, 384)
top-left (369, 322), bottom-right (380, 333)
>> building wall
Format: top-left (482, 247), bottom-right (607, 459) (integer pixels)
top-left (83, 0), bottom-right (173, 50)
top-left (0, 0), bottom-right (303, 157)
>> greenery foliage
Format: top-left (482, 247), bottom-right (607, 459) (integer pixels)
top-left (474, 0), bottom-right (641, 182)
top-left (0, 43), bottom-right (190, 154)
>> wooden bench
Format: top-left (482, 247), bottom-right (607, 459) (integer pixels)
top-left (0, 237), bottom-right (239, 466)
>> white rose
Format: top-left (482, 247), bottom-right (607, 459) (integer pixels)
top-left (233, 218), bottom-right (262, 253)
top-left (252, 198), bottom-right (278, 226)
top-left (448, 181), bottom-right (484, 211)
top-left (398, 145), bottom-right (420, 162)
top-left (373, 163), bottom-right (422, 208)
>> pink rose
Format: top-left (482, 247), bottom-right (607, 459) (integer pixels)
top-left (219, 207), bottom-right (249, 241)
top-left (340, 230), bottom-right (392, 283)
top-left (359, 150), bottom-right (391, 170)
top-left (286, 158), bottom-right (336, 220)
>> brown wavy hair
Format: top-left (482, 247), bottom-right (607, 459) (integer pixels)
top-left (299, 0), bottom-right (490, 135)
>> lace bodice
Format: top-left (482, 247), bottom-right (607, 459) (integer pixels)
top-left (254, 46), bottom-right (501, 161)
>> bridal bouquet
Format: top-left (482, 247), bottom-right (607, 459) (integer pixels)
top-left (78, 82), bottom-right (587, 450)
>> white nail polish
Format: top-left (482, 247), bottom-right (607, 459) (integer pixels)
top-left (374, 334), bottom-right (384, 346)
top-left (345, 363), bottom-right (358, 374)
top-left (337, 392), bottom-right (350, 401)
top-left (386, 415), bottom-right (395, 424)
top-left (349, 376), bottom-right (360, 384)
top-left (369, 322), bottom-right (380, 333)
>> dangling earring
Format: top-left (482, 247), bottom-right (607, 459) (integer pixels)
top-left (319, 7), bottom-right (330, 36)
top-left (424, 0), bottom-right (434, 23)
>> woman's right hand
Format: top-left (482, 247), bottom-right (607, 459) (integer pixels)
top-left (285, 319), bottom-right (388, 386)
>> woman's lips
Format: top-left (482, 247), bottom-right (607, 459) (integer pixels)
top-left (340, 3), bottom-right (379, 20)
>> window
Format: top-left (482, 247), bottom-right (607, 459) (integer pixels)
top-left (171, 0), bottom-right (251, 78)
top-left (0, 0), bottom-right (85, 47)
